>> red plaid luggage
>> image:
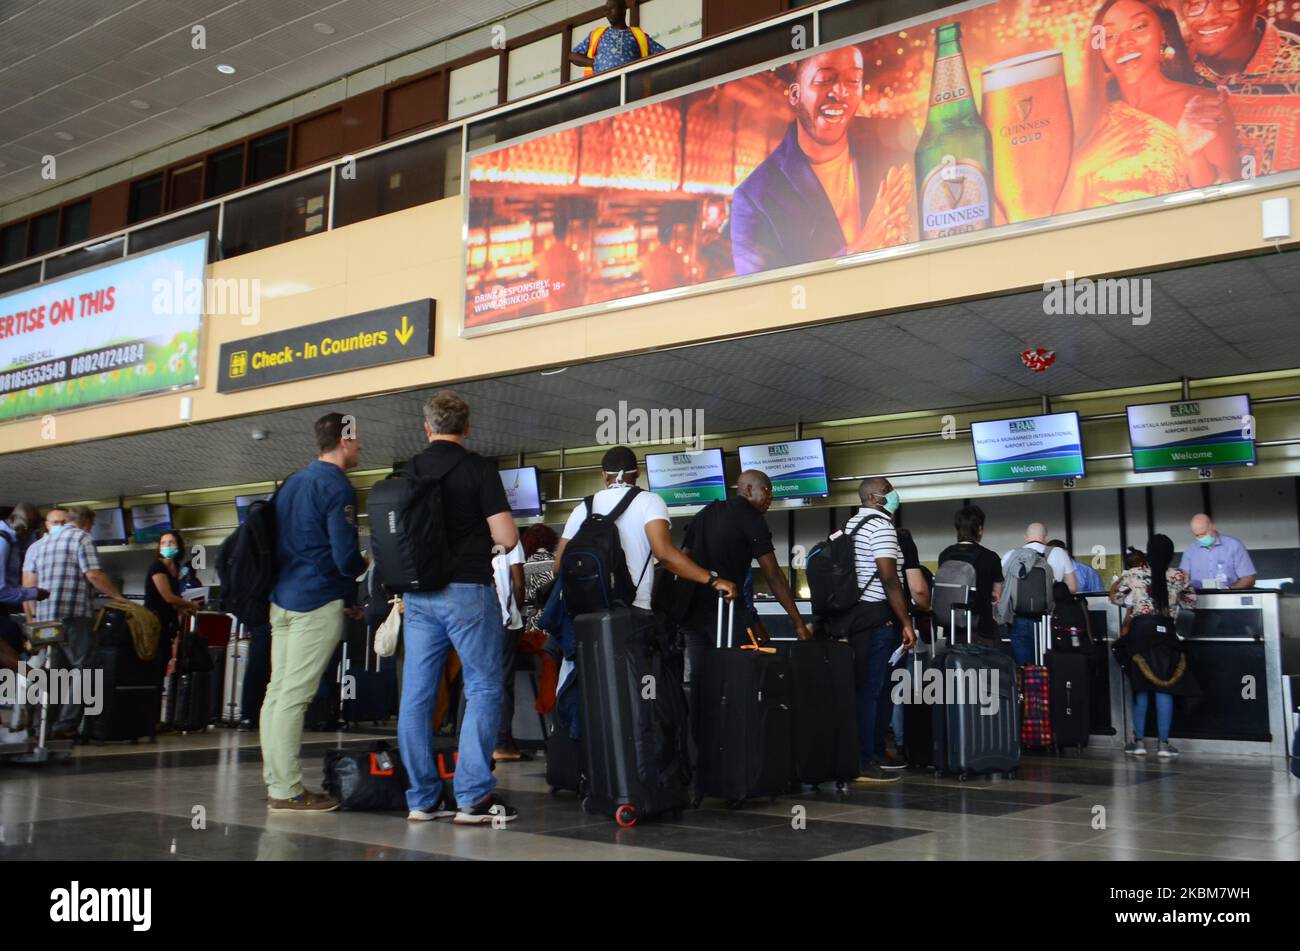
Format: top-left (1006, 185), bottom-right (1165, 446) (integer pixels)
top-left (1019, 615), bottom-right (1053, 749)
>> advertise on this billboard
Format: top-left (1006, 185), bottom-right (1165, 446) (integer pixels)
top-left (737, 438), bottom-right (829, 500)
top-left (970, 412), bottom-right (1085, 485)
top-left (645, 448), bottom-right (726, 506)
top-left (0, 235), bottom-right (205, 421)
top-left (500, 466), bottom-right (543, 517)
top-left (1126, 394), bottom-right (1256, 473)
top-left (463, 0), bottom-right (1300, 333)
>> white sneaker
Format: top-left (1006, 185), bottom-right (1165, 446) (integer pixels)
top-left (408, 798), bottom-right (457, 822)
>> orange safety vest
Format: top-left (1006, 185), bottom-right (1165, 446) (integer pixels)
top-left (582, 24), bottom-right (651, 76)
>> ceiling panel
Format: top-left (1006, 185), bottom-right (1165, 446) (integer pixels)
top-left (0, 0), bottom-right (542, 206)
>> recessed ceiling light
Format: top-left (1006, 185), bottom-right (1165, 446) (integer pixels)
top-left (128, 98), bottom-right (151, 110)
top-left (53, 131), bottom-right (74, 141)
top-left (216, 63), bottom-right (236, 75)
top-left (313, 22), bottom-right (336, 35)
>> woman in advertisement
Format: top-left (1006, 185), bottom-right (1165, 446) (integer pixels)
top-left (1057, 0), bottom-right (1237, 211)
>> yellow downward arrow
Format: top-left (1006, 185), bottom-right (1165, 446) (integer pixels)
top-left (395, 315), bottom-right (414, 345)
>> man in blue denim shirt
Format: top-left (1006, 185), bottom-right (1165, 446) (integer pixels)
top-left (260, 412), bottom-right (366, 813)
top-left (399, 390), bottom-right (521, 826)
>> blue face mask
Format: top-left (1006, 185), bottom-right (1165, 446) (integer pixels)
top-left (1196, 533), bottom-right (1215, 549)
top-left (882, 490), bottom-right (901, 514)
top-left (160, 547), bottom-right (180, 559)
top-left (48, 524), bottom-right (66, 539)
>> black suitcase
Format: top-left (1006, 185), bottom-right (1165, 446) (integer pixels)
top-left (341, 633), bottom-right (397, 726)
top-left (695, 598), bottom-right (794, 805)
top-left (784, 638), bottom-right (857, 788)
top-left (1047, 649), bottom-right (1090, 750)
top-left (902, 649), bottom-right (937, 768)
top-left (1050, 591), bottom-right (1095, 654)
top-left (931, 606), bottom-right (1020, 779)
top-left (170, 632), bottom-right (213, 734)
top-left (574, 606), bottom-right (691, 826)
top-left (544, 714), bottom-right (583, 795)
top-left (81, 608), bottom-right (160, 744)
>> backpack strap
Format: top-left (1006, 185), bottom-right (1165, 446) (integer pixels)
top-left (582, 25), bottom-right (608, 77)
top-left (600, 484), bottom-right (643, 523)
top-left (630, 26), bottom-right (650, 57)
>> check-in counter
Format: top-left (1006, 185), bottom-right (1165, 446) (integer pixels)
top-left (756, 593), bottom-right (1298, 758)
top-left (1074, 591), bottom-right (1296, 757)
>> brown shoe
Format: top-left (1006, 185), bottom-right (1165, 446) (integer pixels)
top-left (493, 747), bottom-right (524, 762)
top-left (267, 789), bottom-right (339, 812)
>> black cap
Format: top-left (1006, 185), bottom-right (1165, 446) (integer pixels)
top-left (601, 445), bottom-right (638, 474)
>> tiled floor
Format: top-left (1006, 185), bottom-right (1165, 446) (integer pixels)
top-left (2, 730), bottom-right (1297, 861)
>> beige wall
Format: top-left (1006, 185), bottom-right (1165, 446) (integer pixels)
top-left (3, 178), bottom-right (1298, 460)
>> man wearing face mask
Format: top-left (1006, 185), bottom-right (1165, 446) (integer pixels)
top-left (844, 477), bottom-right (916, 783)
top-left (1180, 513), bottom-right (1256, 590)
top-left (0, 503), bottom-right (49, 663)
top-left (672, 469), bottom-right (809, 741)
top-left (22, 505), bottom-right (127, 738)
top-left (730, 45), bottom-right (917, 276)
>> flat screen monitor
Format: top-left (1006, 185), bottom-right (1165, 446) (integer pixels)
top-left (644, 448), bottom-right (726, 506)
top-left (130, 502), bottom-right (173, 544)
top-left (235, 494), bottom-right (272, 525)
top-left (1126, 394), bottom-right (1256, 473)
top-left (499, 466), bottom-right (543, 517)
top-left (89, 507), bottom-right (128, 546)
top-left (737, 437), bottom-right (829, 500)
top-left (970, 412), bottom-right (1086, 485)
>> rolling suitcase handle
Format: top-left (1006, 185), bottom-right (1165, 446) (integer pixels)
top-left (714, 593), bottom-right (735, 649)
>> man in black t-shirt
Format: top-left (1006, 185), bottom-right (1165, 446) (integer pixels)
top-left (936, 504), bottom-right (1005, 649)
top-left (397, 390), bottom-right (522, 826)
top-left (678, 470), bottom-right (809, 714)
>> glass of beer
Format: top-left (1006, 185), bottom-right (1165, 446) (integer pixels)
top-left (981, 51), bottom-right (1073, 224)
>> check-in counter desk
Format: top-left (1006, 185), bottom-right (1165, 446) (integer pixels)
top-left (1084, 590), bottom-right (1298, 757)
top-left (756, 593), bottom-right (1298, 759)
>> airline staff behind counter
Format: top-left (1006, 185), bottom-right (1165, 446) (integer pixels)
top-left (1180, 514), bottom-right (1257, 591)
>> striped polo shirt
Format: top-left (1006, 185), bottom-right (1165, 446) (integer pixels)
top-left (845, 507), bottom-right (900, 603)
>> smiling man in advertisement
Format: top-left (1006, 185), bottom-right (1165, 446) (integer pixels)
top-left (1173, 0), bottom-right (1300, 174)
top-left (730, 46), bottom-right (917, 276)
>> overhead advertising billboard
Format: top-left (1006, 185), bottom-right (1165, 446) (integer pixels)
top-left (463, 0), bottom-right (1300, 333)
top-left (1126, 394), bottom-right (1256, 473)
top-left (645, 448), bottom-right (726, 506)
top-left (971, 412), bottom-right (1085, 484)
top-left (737, 438), bottom-right (829, 500)
top-left (0, 235), bottom-right (205, 421)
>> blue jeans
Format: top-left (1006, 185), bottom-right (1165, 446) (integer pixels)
top-left (1133, 690), bottom-right (1174, 743)
top-left (1009, 617), bottom-right (1036, 666)
top-left (853, 623), bottom-right (902, 766)
top-left (399, 584), bottom-right (504, 811)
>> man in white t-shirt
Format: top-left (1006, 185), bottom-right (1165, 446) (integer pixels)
top-left (490, 540), bottom-right (527, 761)
top-left (554, 446), bottom-right (737, 612)
top-left (1001, 522), bottom-right (1076, 665)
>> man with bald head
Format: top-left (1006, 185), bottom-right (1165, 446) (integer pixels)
top-left (1180, 513), bottom-right (1256, 590)
top-left (730, 44), bottom-right (916, 276)
top-left (676, 469), bottom-right (809, 726)
top-left (1001, 522), bottom-right (1076, 665)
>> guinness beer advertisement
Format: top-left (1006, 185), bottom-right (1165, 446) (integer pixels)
top-left (463, 0), bottom-right (1300, 332)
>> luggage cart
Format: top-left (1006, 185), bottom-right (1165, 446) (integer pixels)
top-left (0, 621), bottom-right (73, 764)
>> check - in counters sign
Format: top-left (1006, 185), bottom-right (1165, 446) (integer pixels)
top-left (217, 300), bottom-right (434, 394)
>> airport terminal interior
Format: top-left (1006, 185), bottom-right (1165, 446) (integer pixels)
top-left (2, 0), bottom-right (1299, 864)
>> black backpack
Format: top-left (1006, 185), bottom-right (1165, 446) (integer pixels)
top-left (560, 487), bottom-right (649, 616)
top-left (806, 511), bottom-right (887, 618)
top-left (216, 489), bottom-right (281, 627)
top-left (367, 452), bottom-right (468, 593)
